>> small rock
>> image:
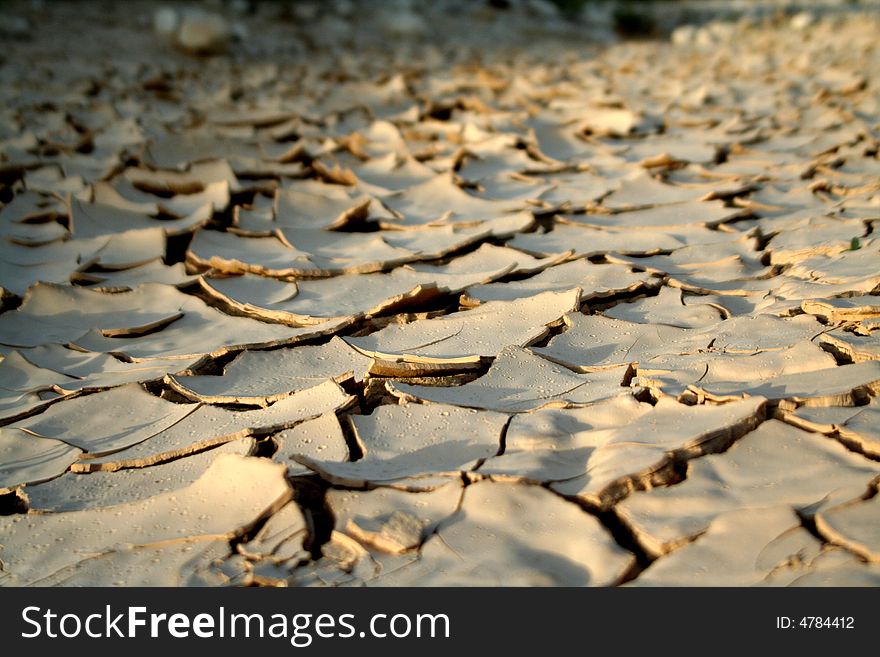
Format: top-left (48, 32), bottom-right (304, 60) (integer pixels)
top-left (691, 20), bottom-right (736, 49)
top-left (176, 9), bottom-right (232, 54)
top-left (671, 24), bottom-right (697, 46)
top-left (153, 7), bottom-right (179, 38)
top-left (790, 12), bottom-right (814, 31)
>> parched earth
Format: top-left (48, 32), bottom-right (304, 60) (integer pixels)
top-left (0, 1), bottom-right (878, 586)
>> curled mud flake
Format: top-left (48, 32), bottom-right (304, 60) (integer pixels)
top-left (373, 480), bottom-right (634, 587)
top-left (389, 345), bottom-right (633, 413)
top-left (617, 420), bottom-right (880, 558)
top-left (815, 493), bottom-right (880, 563)
top-left (295, 403), bottom-right (507, 487)
top-left (0, 428), bottom-right (82, 492)
top-left (628, 506), bottom-right (824, 587)
top-left (0, 454), bottom-right (290, 586)
top-left (73, 380), bottom-right (353, 472)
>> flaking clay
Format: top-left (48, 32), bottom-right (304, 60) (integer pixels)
top-left (1, 2), bottom-right (879, 587)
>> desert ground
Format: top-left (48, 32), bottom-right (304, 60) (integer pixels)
top-left (0, 0), bottom-right (878, 586)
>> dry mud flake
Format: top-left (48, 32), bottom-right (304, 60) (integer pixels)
top-left (196, 243), bottom-right (541, 324)
top-left (372, 481), bottom-right (634, 586)
top-left (535, 171), bottom-right (616, 209)
top-left (0, 388), bottom-right (63, 426)
top-left (142, 131), bottom-right (263, 172)
top-left (691, 361), bottom-right (880, 406)
top-left (0, 215), bottom-right (67, 245)
top-left (602, 171), bottom-right (712, 210)
top-left (233, 503), bottom-right (311, 583)
top-left (503, 395), bottom-right (654, 450)
top-left (620, 133), bottom-right (720, 167)
top-left (764, 276), bottom-right (880, 317)
top-left (745, 185), bottom-right (832, 217)
top-left (72, 259), bottom-right (200, 290)
top-left (273, 413), bottom-right (348, 477)
top-left (0, 349), bottom-right (72, 398)
top-left (603, 287), bottom-right (726, 328)
top-left (508, 223), bottom-right (735, 259)
top-left (764, 217), bottom-right (869, 266)
top-left (350, 153), bottom-right (436, 194)
top-left (0, 283), bottom-right (186, 348)
top-left (272, 185), bottom-right (389, 231)
top-left (617, 420), bottom-right (880, 557)
top-left (277, 218), bottom-right (534, 271)
top-left (77, 296), bottom-right (344, 361)
top-left (787, 550), bottom-right (880, 587)
top-left (23, 438), bottom-right (254, 512)
top-left (76, 228), bottom-right (169, 271)
top-left (636, 341), bottom-right (837, 399)
top-left (32, 540), bottom-right (235, 587)
top-left (122, 159), bottom-right (240, 197)
top-left (195, 274), bottom-right (305, 326)
top-left (817, 327), bottom-right (880, 363)
top-left (168, 337), bottom-right (371, 405)
top-left (68, 196), bottom-right (212, 239)
top-left (0, 191), bottom-right (65, 225)
top-left (0, 455), bottom-right (290, 587)
top-left (607, 238), bottom-right (768, 283)
top-left (777, 398), bottom-right (880, 458)
top-left (0, 427), bottom-right (82, 492)
top-left (0, 351), bottom-right (76, 421)
top-left (275, 229), bottom-right (417, 274)
top-left (477, 394), bottom-right (652, 482)
top-left (344, 288), bottom-right (580, 372)
top-left (295, 403), bottom-right (507, 487)
top-left (801, 296), bottom-right (880, 323)
top-left (378, 173), bottom-right (522, 228)
top-left (815, 493), bottom-right (880, 563)
top-left (0, 241), bottom-right (91, 297)
top-left (531, 313), bottom-right (712, 371)
top-left (559, 200), bottom-right (747, 231)
top-left (258, 268), bottom-right (453, 324)
top-left (288, 531), bottom-right (383, 588)
top-left (784, 241), bottom-right (880, 287)
top-left (389, 346), bottom-right (632, 413)
top-left (525, 116), bottom-right (603, 164)
top-left (705, 314), bottom-right (826, 353)
top-left (468, 172), bottom-right (554, 206)
top-left (187, 229), bottom-right (322, 278)
top-left (0, 283), bottom-right (336, 360)
top-left (833, 402), bottom-right (880, 458)
top-left (72, 380), bottom-right (353, 472)
top-left (326, 482), bottom-right (462, 565)
top-left (628, 506), bottom-right (824, 587)
top-left (11, 383), bottom-right (196, 456)
top-left (191, 223), bottom-right (516, 278)
top-left (6, 344), bottom-right (197, 396)
top-left (536, 397), bottom-right (766, 508)
top-left (463, 259), bottom-right (658, 305)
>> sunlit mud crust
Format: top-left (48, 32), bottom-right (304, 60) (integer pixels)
top-left (0, 1), bottom-right (879, 587)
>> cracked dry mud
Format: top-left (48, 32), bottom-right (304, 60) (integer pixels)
top-left (1, 2), bottom-right (879, 587)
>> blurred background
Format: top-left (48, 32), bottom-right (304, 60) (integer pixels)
top-left (2, 0), bottom-right (879, 56)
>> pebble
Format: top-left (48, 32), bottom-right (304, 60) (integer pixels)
top-left (153, 7), bottom-right (232, 54)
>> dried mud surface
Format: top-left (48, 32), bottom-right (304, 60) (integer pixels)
top-left (1, 1), bottom-right (879, 586)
